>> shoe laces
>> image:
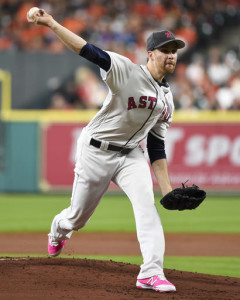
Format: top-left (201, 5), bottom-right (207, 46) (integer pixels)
top-left (156, 274), bottom-right (166, 281)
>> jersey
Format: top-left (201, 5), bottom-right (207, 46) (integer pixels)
top-left (86, 51), bottom-right (174, 148)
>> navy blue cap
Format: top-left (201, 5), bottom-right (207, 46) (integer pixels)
top-left (147, 30), bottom-right (185, 51)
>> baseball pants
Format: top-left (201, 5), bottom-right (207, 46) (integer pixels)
top-left (50, 128), bottom-right (165, 279)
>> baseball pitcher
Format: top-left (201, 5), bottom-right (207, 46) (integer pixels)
top-left (27, 8), bottom-right (205, 293)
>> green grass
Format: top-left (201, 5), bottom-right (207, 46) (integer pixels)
top-left (0, 193), bottom-right (240, 233)
top-left (164, 256), bottom-right (240, 278)
top-left (0, 254), bottom-right (239, 278)
top-left (0, 193), bottom-right (239, 279)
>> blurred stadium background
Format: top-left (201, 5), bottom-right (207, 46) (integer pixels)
top-left (0, 0), bottom-right (240, 193)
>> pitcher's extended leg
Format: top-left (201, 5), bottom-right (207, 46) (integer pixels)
top-left (113, 147), bottom-right (165, 279)
top-left (49, 132), bottom-right (117, 242)
top-left (50, 171), bottom-right (110, 241)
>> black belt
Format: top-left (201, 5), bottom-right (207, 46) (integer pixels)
top-left (90, 138), bottom-right (133, 155)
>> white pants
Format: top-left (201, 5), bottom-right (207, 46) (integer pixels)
top-left (50, 128), bottom-right (165, 279)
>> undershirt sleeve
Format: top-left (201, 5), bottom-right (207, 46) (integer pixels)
top-left (147, 132), bottom-right (167, 164)
top-left (79, 42), bottom-right (111, 72)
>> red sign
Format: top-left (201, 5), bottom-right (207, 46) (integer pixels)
top-left (165, 123), bottom-right (240, 190)
top-left (41, 123), bottom-right (86, 189)
top-left (41, 123), bottom-right (240, 191)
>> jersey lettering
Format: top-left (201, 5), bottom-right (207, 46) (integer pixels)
top-left (138, 96), bottom-right (147, 108)
top-left (148, 96), bottom-right (157, 109)
top-left (161, 107), bottom-right (170, 121)
top-left (128, 96), bottom-right (157, 110)
top-left (128, 97), bottom-right (137, 110)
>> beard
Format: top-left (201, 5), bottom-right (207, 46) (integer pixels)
top-left (165, 63), bottom-right (176, 74)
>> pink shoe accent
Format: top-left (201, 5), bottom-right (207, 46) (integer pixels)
top-left (136, 275), bottom-right (176, 292)
top-left (48, 237), bottom-right (66, 257)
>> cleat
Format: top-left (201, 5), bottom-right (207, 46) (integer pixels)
top-left (48, 235), bottom-right (66, 257)
top-left (136, 275), bottom-right (176, 292)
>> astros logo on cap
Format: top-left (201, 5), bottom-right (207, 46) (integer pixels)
top-left (165, 32), bottom-right (173, 38)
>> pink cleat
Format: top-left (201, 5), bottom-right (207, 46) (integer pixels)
top-left (136, 275), bottom-right (176, 292)
top-left (48, 235), bottom-right (66, 257)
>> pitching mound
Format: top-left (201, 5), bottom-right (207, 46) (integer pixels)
top-left (0, 258), bottom-right (239, 300)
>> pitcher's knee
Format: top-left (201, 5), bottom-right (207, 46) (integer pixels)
top-left (59, 219), bottom-right (75, 231)
top-left (59, 217), bottom-right (89, 232)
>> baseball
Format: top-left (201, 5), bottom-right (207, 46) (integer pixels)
top-left (27, 7), bottom-right (40, 19)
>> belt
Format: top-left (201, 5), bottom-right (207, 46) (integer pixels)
top-left (90, 138), bottom-right (133, 155)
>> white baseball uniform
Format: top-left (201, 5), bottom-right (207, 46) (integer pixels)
top-left (50, 50), bottom-right (174, 279)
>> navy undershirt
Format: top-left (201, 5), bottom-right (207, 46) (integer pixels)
top-left (79, 42), bottom-right (167, 162)
top-left (79, 42), bottom-right (111, 72)
top-left (147, 132), bottom-right (166, 164)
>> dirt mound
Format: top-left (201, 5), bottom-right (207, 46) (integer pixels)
top-left (0, 257), bottom-right (239, 300)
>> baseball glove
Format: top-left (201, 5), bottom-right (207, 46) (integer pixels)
top-left (160, 182), bottom-right (206, 211)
